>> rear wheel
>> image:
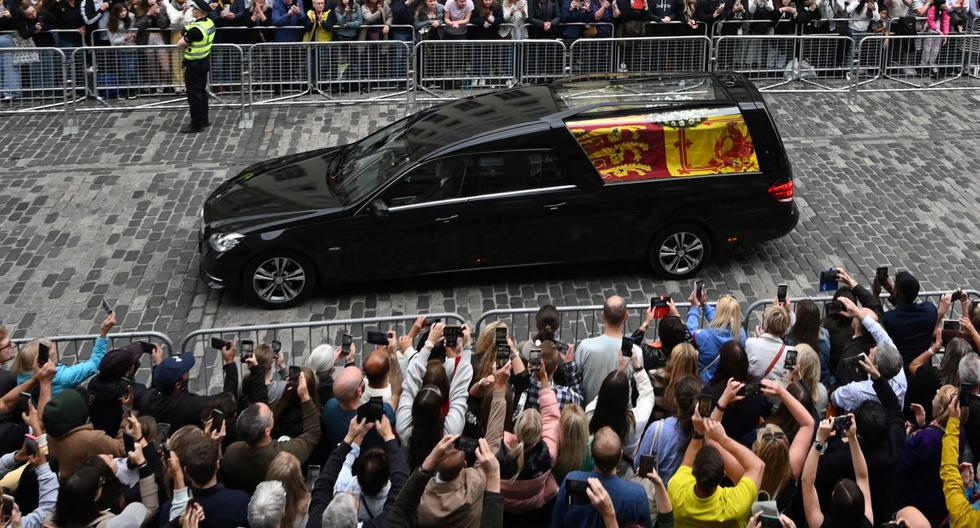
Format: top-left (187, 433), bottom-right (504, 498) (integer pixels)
top-left (648, 225), bottom-right (711, 278)
top-left (243, 252), bottom-right (316, 309)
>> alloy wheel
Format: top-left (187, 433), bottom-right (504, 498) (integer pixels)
top-left (658, 231), bottom-right (705, 276)
top-left (251, 256), bottom-right (307, 304)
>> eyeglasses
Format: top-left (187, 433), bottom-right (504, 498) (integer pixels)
top-left (761, 431), bottom-right (786, 442)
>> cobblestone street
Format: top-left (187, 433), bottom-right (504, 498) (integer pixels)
top-left (2, 91), bottom-right (980, 348)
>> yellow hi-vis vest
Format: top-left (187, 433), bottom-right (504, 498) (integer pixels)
top-left (184, 17), bottom-right (216, 61)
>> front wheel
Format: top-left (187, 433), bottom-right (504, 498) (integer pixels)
top-left (243, 252), bottom-right (316, 309)
top-left (648, 225), bottom-right (711, 278)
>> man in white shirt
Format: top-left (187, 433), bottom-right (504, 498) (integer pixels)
top-left (746, 304), bottom-right (794, 383)
top-left (830, 298), bottom-right (907, 411)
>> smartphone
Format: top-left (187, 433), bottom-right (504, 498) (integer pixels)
top-left (340, 334), bottom-right (353, 355)
top-left (210, 409), bottom-right (225, 432)
top-left (651, 296), bottom-right (670, 319)
top-left (453, 436), bottom-right (479, 466)
top-left (833, 414), bottom-right (852, 434)
top-left (271, 340), bottom-right (282, 355)
top-left (695, 280), bottom-right (704, 298)
top-left (697, 394), bottom-right (712, 417)
top-left (638, 454), bottom-right (655, 478)
top-left (952, 289), bottom-right (964, 303)
top-left (825, 299), bottom-right (844, 317)
top-left (18, 392), bottom-right (30, 415)
top-left (783, 348), bottom-right (798, 370)
top-left (876, 266), bottom-right (888, 284)
top-left (528, 348), bottom-right (542, 371)
top-left (366, 330), bottom-right (389, 346)
top-left (37, 342), bottom-right (49, 366)
top-left (24, 434), bottom-right (38, 456)
top-left (124, 432), bottom-right (135, 453)
top-left (944, 320), bottom-right (962, 332)
top-left (357, 396), bottom-right (384, 422)
top-left (552, 340), bottom-right (568, 355)
top-left (444, 326), bottom-right (463, 348)
top-left (494, 327), bottom-right (507, 344)
top-left (739, 382), bottom-right (760, 397)
top-left (288, 365), bottom-right (301, 385)
top-left (565, 479), bottom-right (591, 506)
top-left (158, 423), bottom-right (171, 441)
top-left (100, 299), bottom-right (113, 315)
top-left (842, 352), bottom-right (867, 370)
top-left (760, 514), bottom-right (783, 528)
top-left (240, 340), bottom-right (254, 363)
top-left (960, 384), bottom-right (974, 407)
top-left (776, 284), bottom-right (788, 303)
top-left (818, 269), bottom-right (839, 292)
top-left (210, 337), bottom-right (227, 350)
top-left (139, 341), bottom-right (155, 355)
top-left (621, 336), bottom-right (634, 358)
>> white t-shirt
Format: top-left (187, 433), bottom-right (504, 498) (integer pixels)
top-left (443, 0), bottom-right (474, 33)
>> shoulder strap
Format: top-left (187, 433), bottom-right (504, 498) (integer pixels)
top-left (699, 353), bottom-right (721, 376)
top-left (762, 344), bottom-right (787, 379)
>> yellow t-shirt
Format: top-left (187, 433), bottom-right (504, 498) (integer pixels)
top-left (667, 465), bottom-right (758, 528)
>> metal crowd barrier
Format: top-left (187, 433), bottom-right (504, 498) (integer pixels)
top-left (474, 302), bottom-right (716, 346)
top-left (10, 331), bottom-right (174, 387)
top-left (742, 290), bottom-right (980, 334)
top-left (854, 33), bottom-right (980, 91)
top-left (180, 313), bottom-right (466, 393)
top-left (713, 34), bottom-right (855, 92)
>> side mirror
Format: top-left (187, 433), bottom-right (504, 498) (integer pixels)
top-left (369, 199), bottom-right (389, 218)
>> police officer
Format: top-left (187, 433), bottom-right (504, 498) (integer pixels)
top-left (176, 0), bottom-right (215, 133)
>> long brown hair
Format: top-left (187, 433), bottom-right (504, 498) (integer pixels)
top-left (107, 3), bottom-right (131, 33)
top-left (553, 404), bottom-right (588, 482)
top-left (265, 452), bottom-right (310, 528)
top-left (662, 343), bottom-right (698, 414)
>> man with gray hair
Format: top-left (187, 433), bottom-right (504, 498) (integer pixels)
top-left (830, 297), bottom-right (908, 411)
top-left (220, 371), bottom-right (321, 493)
top-left (576, 295), bottom-right (644, 403)
top-left (322, 366), bottom-right (397, 453)
top-left (323, 493), bottom-right (359, 528)
top-left (248, 481), bottom-right (287, 528)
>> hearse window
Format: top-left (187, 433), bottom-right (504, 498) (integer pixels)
top-left (470, 151), bottom-right (568, 196)
top-left (381, 158), bottom-right (469, 208)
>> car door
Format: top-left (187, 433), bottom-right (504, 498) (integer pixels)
top-left (465, 149), bottom-right (601, 267)
top-left (333, 156), bottom-right (477, 279)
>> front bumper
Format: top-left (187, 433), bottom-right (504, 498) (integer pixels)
top-left (198, 223), bottom-right (237, 290)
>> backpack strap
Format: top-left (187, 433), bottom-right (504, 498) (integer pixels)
top-left (699, 354), bottom-right (721, 377)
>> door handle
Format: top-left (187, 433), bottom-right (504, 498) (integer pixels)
top-left (435, 214), bottom-right (459, 223)
top-left (544, 202), bottom-right (566, 211)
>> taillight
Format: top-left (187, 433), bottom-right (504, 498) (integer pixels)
top-left (768, 180), bottom-right (794, 203)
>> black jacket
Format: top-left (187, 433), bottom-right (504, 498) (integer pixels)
top-left (49, 0), bottom-right (86, 44)
top-left (150, 363), bottom-right (238, 431)
top-left (306, 438), bottom-right (409, 528)
top-left (470, 5), bottom-right (503, 38)
top-left (528, 0), bottom-right (559, 37)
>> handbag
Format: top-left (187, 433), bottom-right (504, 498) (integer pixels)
top-left (583, 24), bottom-right (598, 37)
top-left (12, 35), bottom-right (41, 66)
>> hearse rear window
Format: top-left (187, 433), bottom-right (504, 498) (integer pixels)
top-left (565, 107), bottom-right (760, 183)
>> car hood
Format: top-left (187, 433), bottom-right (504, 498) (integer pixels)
top-left (205, 146), bottom-right (347, 230)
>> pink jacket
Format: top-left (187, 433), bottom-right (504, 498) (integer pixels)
top-left (500, 386), bottom-right (561, 512)
top-left (927, 6), bottom-right (950, 34)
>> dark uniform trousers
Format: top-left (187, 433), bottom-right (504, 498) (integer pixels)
top-left (185, 56), bottom-right (210, 127)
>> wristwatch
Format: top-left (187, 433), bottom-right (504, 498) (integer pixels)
top-left (814, 441), bottom-right (827, 455)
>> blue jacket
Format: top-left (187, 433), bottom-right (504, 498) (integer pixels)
top-left (558, 0), bottom-right (591, 38)
top-left (883, 302), bottom-right (938, 365)
top-left (18, 336), bottom-right (109, 396)
top-left (271, 0), bottom-right (306, 41)
top-left (687, 305), bottom-right (747, 383)
top-left (552, 470), bottom-right (652, 528)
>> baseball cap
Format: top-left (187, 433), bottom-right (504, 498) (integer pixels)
top-left (152, 352), bottom-right (196, 391)
top-left (100, 342), bottom-right (145, 380)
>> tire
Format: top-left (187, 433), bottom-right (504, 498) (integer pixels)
top-left (648, 224), bottom-right (712, 279)
top-left (243, 251), bottom-right (317, 309)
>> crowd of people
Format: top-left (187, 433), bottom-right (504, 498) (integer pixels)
top-left (0, 267), bottom-right (977, 527)
top-left (1, 0), bottom-right (979, 100)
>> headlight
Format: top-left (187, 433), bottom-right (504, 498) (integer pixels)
top-left (209, 232), bottom-right (244, 253)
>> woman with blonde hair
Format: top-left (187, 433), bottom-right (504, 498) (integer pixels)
top-left (737, 378), bottom-right (815, 509)
top-left (660, 343), bottom-right (699, 415)
top-left (264, 452), bottom-right (310, 528)
top-left (14, 312), bottom-right (115, 395)
top-left (553, 403), bottom-right (589, 483)
top-left (786, 343), bottom-right (828, 418)
top-left (686, 289), bottom-right (746, 383)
